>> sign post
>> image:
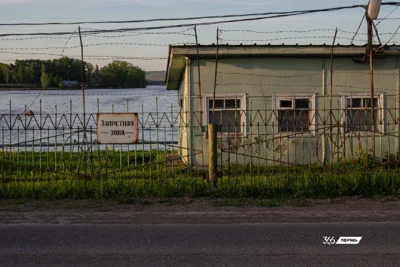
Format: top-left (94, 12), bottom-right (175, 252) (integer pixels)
top-left (97, 113), bottom-right (139, 144)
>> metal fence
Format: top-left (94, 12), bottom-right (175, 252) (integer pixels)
top-left (1, 96), bottom-right (400, 185)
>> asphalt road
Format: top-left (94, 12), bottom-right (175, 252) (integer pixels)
top-left (0, 223), bottom-right (399, 267)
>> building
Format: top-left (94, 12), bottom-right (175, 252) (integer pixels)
top-left (165, 44), bottom-right (400, 167)
top-left (62, 80), bottom-right (79, 87)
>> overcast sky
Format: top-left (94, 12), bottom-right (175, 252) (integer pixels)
top-left (0, 0), bottom-right (399, 70)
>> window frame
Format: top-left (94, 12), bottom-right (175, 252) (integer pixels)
top-left (342, 92), bottom-right (385, 135)
top-left (273, 93), bottom-right (316, 136)
top-left (203, 93), bottom-right (247, 136)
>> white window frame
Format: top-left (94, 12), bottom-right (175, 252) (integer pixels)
top-left (342, 92), bottom-right (385, 135)
top-left (203, 93), bottom-right (247, 136)
top-left (273, 93), bottom-right (316, 136)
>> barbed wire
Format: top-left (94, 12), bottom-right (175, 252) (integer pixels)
top-left (216, 82), bottom-right (393, 91)
top-left (218, 36), bottom-right (368, 43)
top-left (217, 70), bottom-right (400, 77)
top-left (81, 27), bottom-right (195, 37)
top-left (0, 51), bottom-right (167, 58)
top-left (0, 42), bottom-right (196, 51)
top-left (217, 72), bottom-right (322, 78)
top-left (0, 28), bottom-right (195, 41)
top-left (219, 28), bottom-right (400, 37)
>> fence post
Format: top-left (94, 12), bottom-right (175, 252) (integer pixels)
top-left (208, 124), bottom-right (218, 186)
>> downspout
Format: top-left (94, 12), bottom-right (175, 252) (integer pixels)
top-left (322, 59), bottom-right (327, 166)
top-left (184, 57), bottom-right (193, 165)
top-left (396, 56), bottom-right (400, 158)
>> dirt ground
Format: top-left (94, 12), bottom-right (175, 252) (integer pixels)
top-left (0, 197), bottom-right (400, 224)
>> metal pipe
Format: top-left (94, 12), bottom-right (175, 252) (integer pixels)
top-left (330, 28), bottom-right (338, 168)
top-left (212, 28), bottom-right (220, 123)
top-left (368, 17), bottom-right (376, 162)
top-left (78, 26), bottom-right (86, 133)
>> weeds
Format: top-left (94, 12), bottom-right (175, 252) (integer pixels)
top-left (1, 150), bottom-right (400, 200)
top-left (0, 170), bottom-right (399, 200)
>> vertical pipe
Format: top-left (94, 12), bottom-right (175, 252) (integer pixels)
top-left (208, 124), bottom-right (217, 186)
top-left (78, 26), bottom-right (86, 132)
top-left (32, 127), bottom-right (35, 187)
top-left (62, 126), bottom-right (65, 180)
top-left (149, 125), bottom-right (152, 179)
top-left (330, 28), bottom-right (338, 169)
top-left (112, 104), bottom-right (115, 180)
top-left (17, 126), bottom-right (20, 185)
top-left (368, 17), bottom-right (376, 162)
top-left (156, 96), bottom-right (160, 181)
top-left (39, 100), bottom-right (42, 182)
top-left (142, 103), bottom-right (145, 180)
top-left (24, 105), bottom-right (27, 180)
top-left (171, 103), bottom-right (174, 181)
top-left (55, 105), bottom-right (58, 181)
top-left (228, 123), bottom-right (231, 182)
top-left (194, 26), bottom-right (205, 173)
top-left (9, 121), bottom-right (11, 184)
top-left (47, 126), bottom-right (50, 181)
top-left (2, 127), bottom-right (4, 188)
top-left (212, 28), bottom-right (220, 122)
top-left (127, 99), bottom-right (130, 179)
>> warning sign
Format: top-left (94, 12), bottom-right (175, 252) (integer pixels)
top-left (97, 113), bottom-right (139, 144)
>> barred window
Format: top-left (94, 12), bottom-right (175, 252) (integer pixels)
top-left (274, 94), bottom-right (315, 134)
top-left (205, 94), bottom-right (246, 134)
top-left (344, 94), bottom-right (383, 133)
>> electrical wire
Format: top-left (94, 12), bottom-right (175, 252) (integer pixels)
top-left (0, 42), bottom-right (195, 51)
top-left (0, 5), bottom-right (368, 37)
top-left (351, 14), bottom-right (366, 44)
top-left (60, 27), bottom-right (79, 57)
top-left (0, 5), bottom-right (366, 26)
top-left (376, 5), bottom-right (400, 26)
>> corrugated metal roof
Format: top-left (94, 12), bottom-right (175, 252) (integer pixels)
top-left (165, 44), bottom-right (400, 91)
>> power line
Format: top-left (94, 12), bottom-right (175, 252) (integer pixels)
top-left (0, 29), bottom-right (195, 41)
top-left (0, 5), bottom-right (367, 37)
top-left (0, 5), bottom-right (366, 26)
top-left (0, 42), bottom-right (195, 51)
top-left (351, 14), bottom-right (366, 44)
top-left (376, 6), bottom-right (399, 26)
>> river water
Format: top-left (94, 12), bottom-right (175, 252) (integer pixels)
top-left (0, 86), bottom-right (179, 151)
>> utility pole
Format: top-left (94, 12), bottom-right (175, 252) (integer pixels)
top-left (367, 0), bottom-right (382, 164)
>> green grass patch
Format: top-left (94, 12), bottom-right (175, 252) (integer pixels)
top-left (0, 170), bottom-right (399, 200)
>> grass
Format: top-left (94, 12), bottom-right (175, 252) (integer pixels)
top-left (1, 150), bottom-right (400, 200)
top-left (0, 149), bottom-right (186, 181)
top-left (0, 170), bottom-right (399, 201)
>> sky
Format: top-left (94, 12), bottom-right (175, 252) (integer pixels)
top-left (0, 0), bottom-right (400, 71)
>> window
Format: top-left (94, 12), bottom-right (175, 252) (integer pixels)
top-left (204, 94), bottom-right (246, 134)
top-left (273, 94), bottom-right (316, 134)
top-left (343, 93), bottom-right (384, 133)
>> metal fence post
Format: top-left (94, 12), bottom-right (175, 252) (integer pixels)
top-left (208, 124), bottom-right (218, 186)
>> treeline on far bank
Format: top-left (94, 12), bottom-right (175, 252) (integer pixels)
top-left (0, 57), bottom-right (147, 89)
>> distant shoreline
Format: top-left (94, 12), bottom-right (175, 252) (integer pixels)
top-left (0, 84), bottom-right (165, 91)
